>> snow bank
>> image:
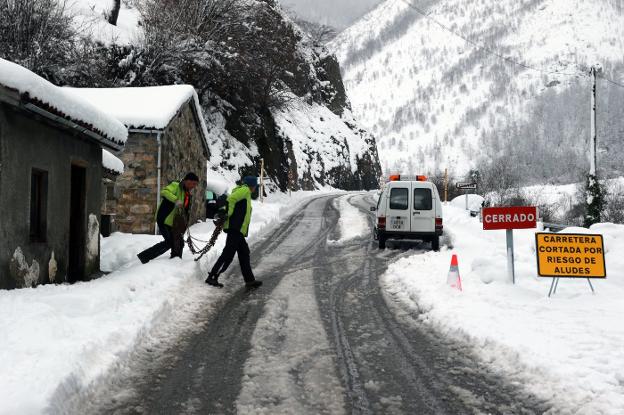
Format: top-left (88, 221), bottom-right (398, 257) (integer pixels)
top-left (0, 59), bottom-right (127, 146)
top-left (329, 195), bottom-right (369, 244)
top-left (450, 194), bottom-right (484, 211)
top-left (0, 191), bottom-right (321, 415)
top-left (102, 149), bottom-right (124, 175)
top-left (382, 205), bottom-right (624, 414)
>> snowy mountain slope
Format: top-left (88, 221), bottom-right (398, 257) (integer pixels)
top-left (331, 0), bottom-right (624, 180)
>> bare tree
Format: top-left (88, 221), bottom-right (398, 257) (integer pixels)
top-left (294, 18), bottom-right (337, 46)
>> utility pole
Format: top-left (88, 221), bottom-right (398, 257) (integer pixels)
top-left (590, 66), bottom-right (597, 178)
top-left (585, 65), bottom-right (605, 227)
top-left (443, 168), bottom-right (448, 203)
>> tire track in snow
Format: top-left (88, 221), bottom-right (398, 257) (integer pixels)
top-left (59, 195), bottom-right (337, 415)
top-left (317, 193), bottom-right (551, 414)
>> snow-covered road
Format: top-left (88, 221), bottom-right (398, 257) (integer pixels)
top-left (61, 193), bottom-right (550, 414)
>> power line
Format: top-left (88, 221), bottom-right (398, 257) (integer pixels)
top-left (400, 0), bottom-right (624, 87)
top-left (598, 74), bottom-right (624, 88)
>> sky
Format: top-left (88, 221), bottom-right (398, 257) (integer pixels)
top-left (280, 0), bottom-right (385, 30)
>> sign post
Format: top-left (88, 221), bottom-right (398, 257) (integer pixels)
top-left (506, 229), bottom-right (515, 284)
top-left (444, 169), bottom-right (448, 203)
top-left (535, 233), bottom-right (606, 297)
top-left (482, 206), bottom-right (538, 284)
top-left (456, 182), bottom-right (477, 211)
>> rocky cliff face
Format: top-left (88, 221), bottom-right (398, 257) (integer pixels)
top-left (208, 3), bottom-right (382, 191)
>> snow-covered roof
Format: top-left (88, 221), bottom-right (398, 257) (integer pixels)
top-left (66, 85), bottom-right (210, 150)
top-left (102, 149), bottom-right (124, 175)
top-left (0, 59), bottom-right (128, 149)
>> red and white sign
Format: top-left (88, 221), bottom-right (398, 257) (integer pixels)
top-left (482, 206), bottom-right (538, 230)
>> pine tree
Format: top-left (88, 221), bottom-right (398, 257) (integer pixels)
top-left (584, 174), bottom-right (605, 227)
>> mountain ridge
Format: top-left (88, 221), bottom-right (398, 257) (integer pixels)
top-left (332, 0), bottom-right (624, 183)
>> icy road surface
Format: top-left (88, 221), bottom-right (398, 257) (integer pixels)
top-left (69, 194), bottom-right (549, 414)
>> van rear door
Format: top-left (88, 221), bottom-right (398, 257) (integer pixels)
top-left (386, 183), bottom-right (410, 233)
top-left (411, 184), bottom-right (435, 233)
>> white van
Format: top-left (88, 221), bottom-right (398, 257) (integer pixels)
top-left (371, 175), bottom-right (443, 250)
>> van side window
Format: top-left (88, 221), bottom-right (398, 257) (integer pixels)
top-left (389, 188), bottom-right (408, 210)
top-left (414, 188), bottom-right (432, 210)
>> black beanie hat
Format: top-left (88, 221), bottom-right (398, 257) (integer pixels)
top-left (183, 172), bottom-right (199, 182)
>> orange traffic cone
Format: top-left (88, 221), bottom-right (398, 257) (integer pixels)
top-left (447, 254), bottom-right (463, 291)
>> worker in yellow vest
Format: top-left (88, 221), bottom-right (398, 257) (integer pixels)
top-left (205, 176), bottom-right (262, 289)
top-left (137, 172), bottom-right (199, 264)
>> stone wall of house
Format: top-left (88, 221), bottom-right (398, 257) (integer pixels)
top-left (161, 103), bottom-right (208, 226)
top-left (114, 102), bottom-right (208, 234)
top-left (114, 132), bottom-right (159, 234)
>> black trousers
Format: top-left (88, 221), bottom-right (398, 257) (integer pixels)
top-left (210, 231), bottom-right (255, 282)
top-left (137, 223), bottom-right (184, 263)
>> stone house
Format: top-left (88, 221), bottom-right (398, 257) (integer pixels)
top-left (0, 59), bottom-right (128, 289)
top-left (68, 86), bottom-right (210, 234)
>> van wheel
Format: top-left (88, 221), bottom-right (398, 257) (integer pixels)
top-left (431, 236), bottom-right (440, 252)
top-left (378, 236), bottom-right (386, 249)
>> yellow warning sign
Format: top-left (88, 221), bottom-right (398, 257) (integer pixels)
top-left (536, 233), bottom-right (606, 278)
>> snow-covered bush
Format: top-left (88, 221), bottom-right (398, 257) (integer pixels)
top-left (137, 0), bottom-right (297, 109)
top-left (602, 181), bottom-right (624, 224)
top-left (0, 0), bottom-right (76, 82)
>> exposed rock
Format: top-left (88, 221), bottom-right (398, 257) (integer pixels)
top-left (9, 247), bottom-right (40, 288)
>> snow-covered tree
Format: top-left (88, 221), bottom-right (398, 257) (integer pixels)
top-left (0, 0), bottom-right (76, 82)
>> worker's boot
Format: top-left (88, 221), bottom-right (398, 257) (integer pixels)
top-left (245, 280), bottom-right (263, 289)
top-left (205, 273), bottom-right (224, 288)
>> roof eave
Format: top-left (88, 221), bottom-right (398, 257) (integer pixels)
top-left (127, 128), bottom-right (165, 134)
top-left (22, 102), bottom-right (123, 152)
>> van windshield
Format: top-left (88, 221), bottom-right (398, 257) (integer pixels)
top-left (414, 188), bottom-right (432, 210)
top-left (389, 188), bottom-right (409, 210)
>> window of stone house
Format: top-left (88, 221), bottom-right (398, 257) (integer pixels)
top-left (30, 168), bottom-right (48, 242)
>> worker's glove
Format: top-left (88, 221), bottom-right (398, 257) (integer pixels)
top-left (215, 209), bottom-right (227, 221)
top-left (175, 200), bottom-right (184, 208)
